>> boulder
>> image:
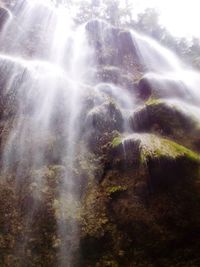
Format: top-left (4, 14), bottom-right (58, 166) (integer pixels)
top-left (85, 101), bottom-right (123, 134)
top-left (95, 66), bottom-right (121, 84)
top-left (94, 65), bottom-right (138, 92)
top-left (111, 133), bottom-right (200, 190)
top-left (85, 20), bottom-right (142, 73)
top-left (116, 30), bottom-right (142, 72)
top-left (117, 30), bottom-right (136, 56)
top-left (85, 101), bottom-right (123, 153)
top-left (0, 7), bottom-right (11, 30)
top-left (80, 133), bottom-right (200, 266)
top-left (138, 74), bottom-right (192, 101)
top-left (131, 100), bottom-right (198, 140)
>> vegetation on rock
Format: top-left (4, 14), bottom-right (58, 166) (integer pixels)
top-left (0, 1), bottom-right (199, 267)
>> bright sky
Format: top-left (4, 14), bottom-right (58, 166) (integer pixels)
top-left (130, 0), bottom-right (200, 38)
top-left (27, 0), bottom-right (200, 39)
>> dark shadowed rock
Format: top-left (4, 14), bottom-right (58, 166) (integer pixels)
top-left (84, 101), bottom-right (123, 153)
top-left (86, 101), bottom-right (123, 134)
top-left (117, 30), bottom-right (137, 56)
top-left (138, 74), bottom-right (192, 101)
top-left (131, 100), bottom-right (199, 141)
top-left (85, 19), bottom-right (116, 49)
top-left (80, 132), bottom-right (200, 266)
top-left (0, 7), bottom-right (11, 30)
top-left (111, 133), bottom-right (200, 190)
top-left (0, 56), bottom-right (28, 119)
top-left (85, 19), bottom-right (142, 73)
top-left (95, 66), bottom-right (121, 84)
top-left (94, 65), bottom-right (137, 92)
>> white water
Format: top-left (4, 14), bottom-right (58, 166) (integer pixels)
top-left (131, 29), bottom-right (200, 107)
top-left (0, 1), bottom-right (95, 266)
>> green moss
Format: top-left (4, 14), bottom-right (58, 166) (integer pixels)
top-left (138, 134), bottom-right (200, 165)
top-left (139, 134), bottom-right (200, 163)
top-left (107, 185), bottom-right (127, 194)
top-left (145, 99), bottom-right (200, 130)
top-left (111, 136), bottom-right (122, 148)
top-left (145, 97), bottom-right (163, 106)
top-left (112, 133), bottom-right (200, 165)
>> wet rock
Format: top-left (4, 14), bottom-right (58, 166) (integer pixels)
top-left (117, 30), bottom-right (136, 56)
top-left (95, 66), bottom-right (121, 84)
top-left (94, 65), bottom-right (137, 92)
top-left (85, 20), bottom-right (142, 73)
top-left (85, 19), bottom-right (118, 48)
top-left (117, 30), bottom-right (141, 72)
top-left (85, 19), bottom-right (118, 67)
top-left (85, 101), bottom-right (123, 135)
top-left (111, 133), bottom-right (200, 190)
top-left (80, 132), bottom-right (200, 266)
top-left (131, 100), bottom-right (198, 139)
top-left (85, 100), bottom-right (123, 154)
top-left (138, 74), bottom-right (191, 101)
top-left (0, 56), bottom-right (28, 119)
top-left (0, 7), bottom-right (11, 30)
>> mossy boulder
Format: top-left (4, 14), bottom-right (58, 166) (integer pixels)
top-left (79, 132), bottom-right (200, 266)
top-left (85, 101), bottom-right (123, 153)
top-left (138, 74), bottom-right (192, 101)
top-left (86, 101), bottom-right (123, 133)
top-left (131, 100), bottom-right (200, 145)
top-left (111, 133), bottom-right (200, 190)
top-left (112, 133), bottom-right (200, 164)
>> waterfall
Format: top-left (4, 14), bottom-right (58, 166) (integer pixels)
top-left (131, 29), bottom-right (200, 105)
top-left (0, 1), bottom-right (95, 266)
top-left (0, 1), bottom-right (200, 266)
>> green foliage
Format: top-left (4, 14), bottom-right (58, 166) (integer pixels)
top-left (107, 185), bottom-right (127, 194)
top-left (111, 133), bottom-right (200, 165)
top-left (145, 97), bottom-right (163, 106)
top-left (111, 136), bottom-right (122, 148)
top-left (139, 134), bottom-right (200, 163)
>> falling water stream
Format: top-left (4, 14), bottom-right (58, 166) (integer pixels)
top-left (0, 0), bottom-right (200, 266)
top-left (131, 29), bottom-right (200, 108)
top-left (0, 1), bottom-right (96, 266)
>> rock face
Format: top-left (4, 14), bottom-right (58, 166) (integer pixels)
top-left (79, 19), bottom-right (200, 267)
top-left (132, 100), bottom-right (197, 134)
top-left (80, 133), bottom-right (200, 266)
top-left (85, 19), bottom-right (143, 77)
top-left (84, 100), bottom-right (123, 156)
top-left (0, 56), bottom-right (27, 119)
top-left (112, 133), bottom-right (200, 189)
top-left (0, 7), bottom-right (10, 30)
top-left (137, 74), bottom-right (191, 101)
top-left (0, 14), bottom-right (200, 267)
